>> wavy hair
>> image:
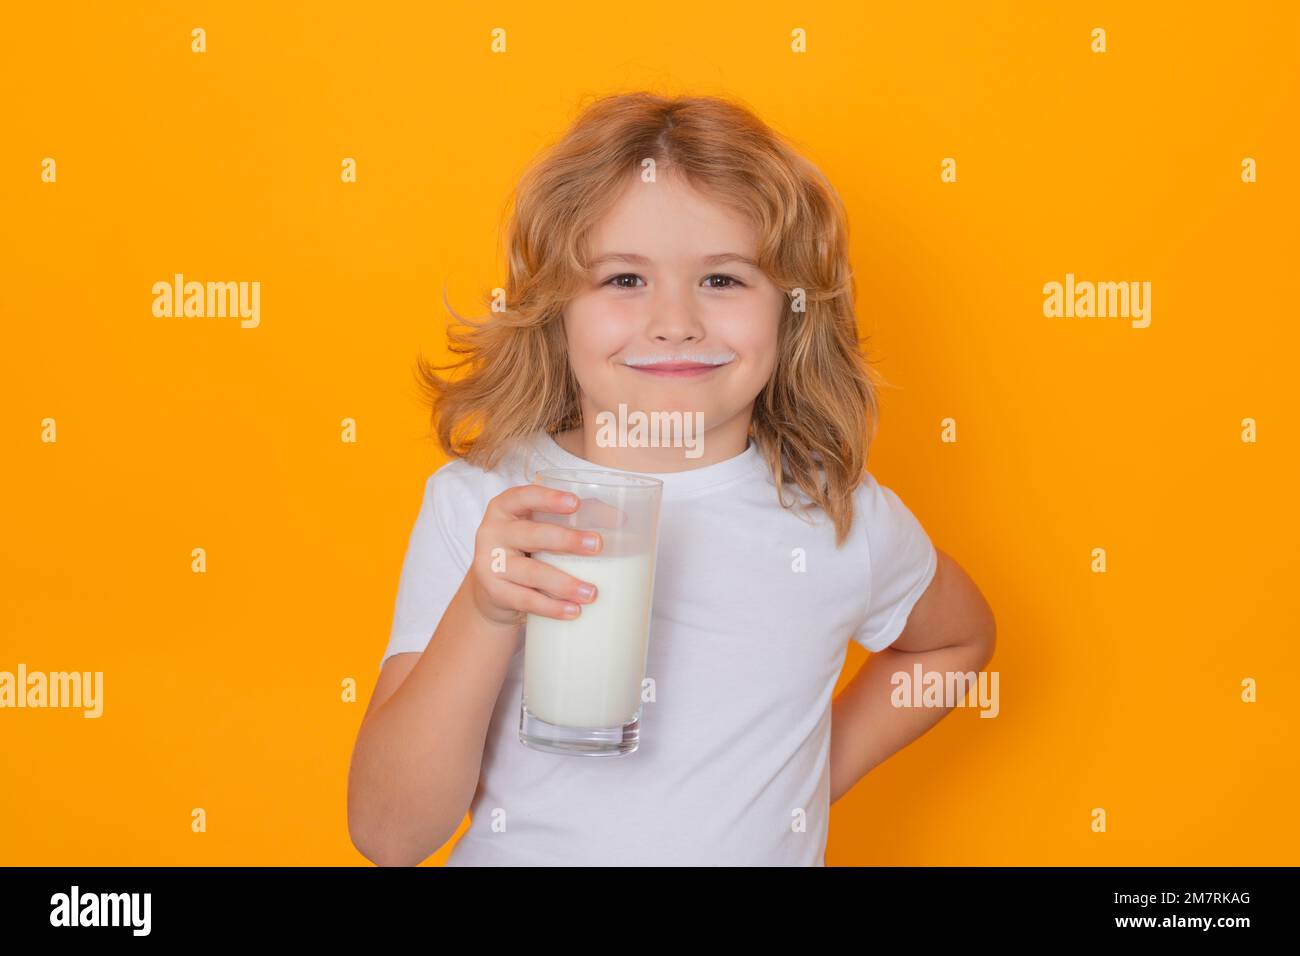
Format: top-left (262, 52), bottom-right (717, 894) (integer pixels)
top-left (414, 91), bottom-right (889, 546)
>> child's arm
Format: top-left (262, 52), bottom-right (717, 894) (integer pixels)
top-left (829, 549), bottom-right (996, 804)
top-left (347, 574), bottom-right (521, 866)
top-left (348, 480), bottom-right (596, 866)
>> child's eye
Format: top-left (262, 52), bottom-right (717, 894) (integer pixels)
top-left (603, 273), bottom-right (644, 289)
top-left (704, 274), bottom-right (744, 289)
top-left (603, 273), bottom-right (746, 290)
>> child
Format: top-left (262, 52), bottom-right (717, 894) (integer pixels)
top-left (347, 91), bottom-right (996, 866)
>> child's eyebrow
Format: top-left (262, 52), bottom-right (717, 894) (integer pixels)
top-left (702, 253), bottom-right (759, 268)
top-left (588, 252), bottom-right (759, 268)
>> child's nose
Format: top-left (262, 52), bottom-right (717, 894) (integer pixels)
top-left (643, 290), bottom-right (706, 342)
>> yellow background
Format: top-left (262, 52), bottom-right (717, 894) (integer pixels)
top-left (2, 1), bottom-right (1296, 865)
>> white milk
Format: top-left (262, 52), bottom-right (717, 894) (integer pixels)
top-left (523, 549), bottom-right (657, 728)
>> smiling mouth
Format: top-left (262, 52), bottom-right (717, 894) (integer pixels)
top-left (623, 361), bottom-right (732, 378)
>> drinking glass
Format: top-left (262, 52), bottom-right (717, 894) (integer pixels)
top-left (518, 467), bottom-right (663, 756)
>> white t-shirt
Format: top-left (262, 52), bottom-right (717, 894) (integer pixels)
top-left (380, 429), bottom-right (938, 866)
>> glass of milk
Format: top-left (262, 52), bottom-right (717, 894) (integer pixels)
top-left (518, 467), bottom-right (663, 757)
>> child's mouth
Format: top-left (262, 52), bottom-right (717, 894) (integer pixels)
top-left (624, 361), bottom-right (730, 378)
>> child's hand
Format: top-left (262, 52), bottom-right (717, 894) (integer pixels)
top-left (467, 483), bottom-right (603, 628)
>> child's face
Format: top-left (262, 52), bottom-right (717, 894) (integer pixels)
top-left (562, 169), bottom-right (785, 439)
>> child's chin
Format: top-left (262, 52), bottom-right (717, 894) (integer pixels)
top-left (597, 395), bottom-right (712, 420)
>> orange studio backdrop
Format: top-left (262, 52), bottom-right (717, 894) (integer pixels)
top-left (1, 1), bottom-right (1297, 865)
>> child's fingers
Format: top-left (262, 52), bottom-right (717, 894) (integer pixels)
top-left (489, 483), bottom-right (579, 521)
top-left (495, 554), bottom-right (597, 606)
top-left (508, 519), bottom-right (602, 557)
top-left (487, 576), bottom-right (584, 622)
top-left (519, 475), bottom-right (628, 529)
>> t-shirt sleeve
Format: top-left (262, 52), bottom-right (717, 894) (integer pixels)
top-left (379, 465), bottom-right (476, 672)
top-left (851, 472), bottom-right (939, 653)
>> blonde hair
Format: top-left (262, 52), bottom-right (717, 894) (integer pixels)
top-left (415, 91), bottom-right (889, 546)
